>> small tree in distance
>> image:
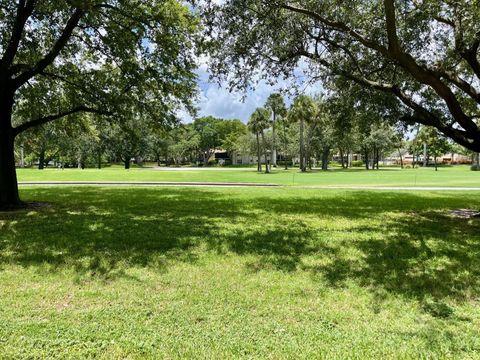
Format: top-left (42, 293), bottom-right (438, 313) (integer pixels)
top-left (288, 95), bottom-right (317, 172)
top-left (248, 108), bottom-right (272, 173)
top-left (265, 93), bottom-right (287, 168)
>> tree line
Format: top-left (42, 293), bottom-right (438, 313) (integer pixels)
top-left (1, 0), bottom-right (479, 208)
top-left (16, 90), bottom-right (474, 174)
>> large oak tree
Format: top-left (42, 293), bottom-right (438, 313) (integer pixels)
top-left (203, 0), bottom-right (480, 153)
top-left (0, 0), bottom-right (198, 208)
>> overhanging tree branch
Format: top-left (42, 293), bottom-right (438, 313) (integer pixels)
top-left (281, 1), bottom-right (479, 136)
top-left (13, 7), bottom-right (85, 88)
top-left (280, 3), bottom-right (390, 56)
top-left (13, 106), bottom-right (111, 136)
top-left (297, 47), bottom-right (479, 149)
top-left (382, 0), bottom-right (478, 134)
top-left (0, 0), bottom-right (35, 71)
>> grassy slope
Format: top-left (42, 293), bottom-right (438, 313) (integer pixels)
top-left (16, 165), bottom-right (480, 187)
top-left (1, 187), bottom-right (479, 358)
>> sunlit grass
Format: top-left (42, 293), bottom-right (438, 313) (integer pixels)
top-left (16, 165), bottom-right (480, 187)
top-left (1, 187), bottom-right (479, 358)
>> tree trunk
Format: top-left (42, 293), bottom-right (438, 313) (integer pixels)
top-left (38, 147), bottom-right (45, 170)
top-left (306, 125), bottom-right (314, 170)
top-left (340, 148), bottom-right (345, 168)
top-left (364, 147), bottom-right (369, 170)
top-left (261, 131), bottom-right (270, 173)
top-left (398, 148), bottom-right (404, 169)
top-left (321, 148), bottom-right (329, 170)
top-left (271, 113), bottom-right (277, 167)
top-left (256, 132), bottom-right (262, 172)
top-left (300, 119), bottom-right (305, 172)
top-left (124, 157), bottom-right (130, 169)
top-left (283, 122), bottom-right (288, 170)
top-left (434, 155), bottom-right (438, 171)
top-left (97, 151), bottom-right (102, 169)
top-left (423, 143), bottom-right (427, 167)
top-left (0, 101), bottom-right (21, 209)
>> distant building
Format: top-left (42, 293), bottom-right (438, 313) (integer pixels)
top-left (211, 149), bottom-right (270, 165)
top-left (392, 152), bottom-right (472, 165)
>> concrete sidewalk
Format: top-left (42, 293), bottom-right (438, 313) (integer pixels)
top-left (18, 181), bottom-right (279, 187)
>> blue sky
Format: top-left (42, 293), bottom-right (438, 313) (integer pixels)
top-left (187, 58), bottom-right (318, 123)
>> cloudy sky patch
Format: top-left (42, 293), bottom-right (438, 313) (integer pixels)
top-left (184, 57), bottom-right (320, 123)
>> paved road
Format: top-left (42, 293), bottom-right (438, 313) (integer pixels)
top-left (17, 181), bottom-right (480, 191)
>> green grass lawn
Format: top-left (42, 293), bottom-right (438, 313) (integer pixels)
top-left (1, 187), bottom-right (480, 358)
top-left (16, 164), bottom-right (480, 187)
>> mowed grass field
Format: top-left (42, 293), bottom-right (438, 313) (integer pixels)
top-left (1, 186), bottom-right (480, 358)
top-left (16, 164), bottom-right (480, 187)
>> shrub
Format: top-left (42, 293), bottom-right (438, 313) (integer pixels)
top-left (277, 160), bottom-right (294, 166)
top-left (351, 160), bottom-right (364, 167)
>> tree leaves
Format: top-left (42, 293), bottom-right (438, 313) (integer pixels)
top-left (1, 0), bottom-right (200, 134)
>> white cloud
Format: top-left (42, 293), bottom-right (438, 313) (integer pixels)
top-left (189, 58), bottom-right (320, 122)
top-left (197, 81), bottom-right (281, 121)
top-left (176, 55), bottom-right (322, 123)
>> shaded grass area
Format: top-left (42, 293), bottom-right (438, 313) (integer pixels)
top-left (16, 165), bottom-right (480, 187)
top-left (1, 187), bottom-right (480, 358)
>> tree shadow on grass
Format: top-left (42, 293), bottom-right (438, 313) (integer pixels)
top-left (311, 213), bottom-right (480, 300)
top-left (0, 187), bottom-right (479, 300)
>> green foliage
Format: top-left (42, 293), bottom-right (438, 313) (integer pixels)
top-left (288, 95), bottom-right (317, 125)
top-left (193, 116), bottom-right (248, 164)
top-left (6, 0), bottom-right (200, 134)
top-left (219, 119), bottom-right (248, 156)
top-left (416, 127), bottom-right (452, 159)
top-left (166, 124), bottom-right (200, 165)
top-left (203, 0), bottom-right (480, 151)
top-left (265, 93), bottom-right (287, 120)
top-left (351, 160), bottom-right (364, 167)
top-left (411, 126), bottom-right (453, 169)
top-left (248, 108), bottom-right (272, 134)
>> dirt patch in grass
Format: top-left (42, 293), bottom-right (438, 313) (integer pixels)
top-left (0, 201), bottom-right (51, 212)
top-left (449, 209), bottom-right (480, 218)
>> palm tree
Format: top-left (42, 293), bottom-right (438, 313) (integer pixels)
top-left (248, 107), bottom-right (272, 173)
top-left (265, 93), bottom-right (287, 168)
top-left (288, 95), bottom-right (317, 172)
top-left (278, 114), bottom-right (291, 170)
